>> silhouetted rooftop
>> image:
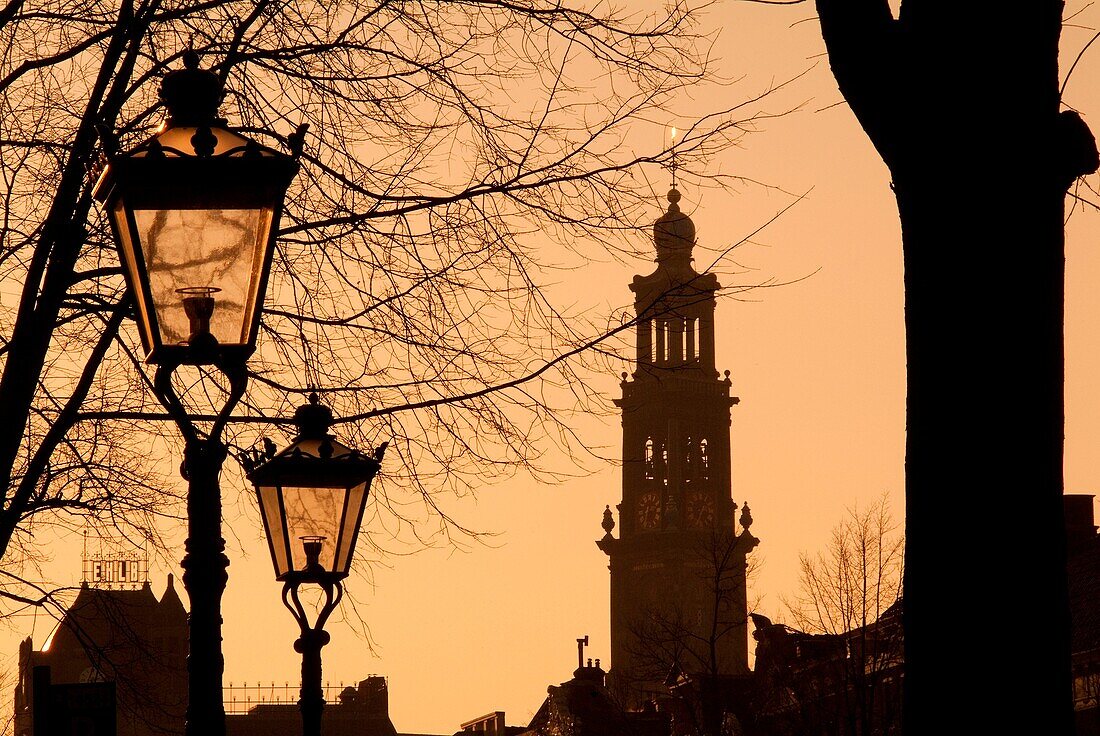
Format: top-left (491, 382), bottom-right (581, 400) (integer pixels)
top-left (520, 664), bottom-right (668, 736)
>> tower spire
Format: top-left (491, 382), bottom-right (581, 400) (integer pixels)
top-left (669, 125), bottom-right (679, 190)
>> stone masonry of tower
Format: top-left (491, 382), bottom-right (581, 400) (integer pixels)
top-left (597, 187), bottom-right (759, 708)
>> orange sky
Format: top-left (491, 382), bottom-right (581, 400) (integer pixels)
top-left (6, 2), bottom-right (1100, 734)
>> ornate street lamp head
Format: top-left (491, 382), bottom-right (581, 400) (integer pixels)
top-left (93, 53), bottom-right (302, 364)
top-left (247, 394), bottom-right (385, 582)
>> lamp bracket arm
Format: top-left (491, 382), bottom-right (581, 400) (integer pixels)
top-left (315, 580), bottom-right (343, 632)
top-left (209, 358), bottom-right (248, 442)
top-left (152, 357), bottom-right (249, 451)
top-left (153, 360), bottom-right (199, 446)
top-left (281, 578), bottom-right (343, 637)
top-left (282, 579), bottom-right (309, 633)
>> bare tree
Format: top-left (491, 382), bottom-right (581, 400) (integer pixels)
top-left (777, 497), bottom-right (903, 736)
top-left (0, 1), bottom-right (788, 612)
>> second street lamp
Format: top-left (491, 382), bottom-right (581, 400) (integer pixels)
top-left (93, 50), bottom-right (301, 736)
top-left (245, 394), bottom-right (384, 736)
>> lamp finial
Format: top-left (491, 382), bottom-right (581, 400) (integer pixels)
top-left (160, 52), bottom-right (224, 129)
top-left (293, 393), bottom-right (334, 439)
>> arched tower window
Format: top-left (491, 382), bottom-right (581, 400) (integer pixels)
top-left (638, 319), bottom-right (653, 364)
top-left (644, 438), bottom-right (655, 480)
top-left (654, 320), bottom-right (666, 365)
top-left (699, 439), bottom-right (709, 480)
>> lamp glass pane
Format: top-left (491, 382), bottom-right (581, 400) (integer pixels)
top-left (111, 202), bottom-right (155, 348)
top-left (335, 481), bottom-right (369, 574)
top-left (281, 486), bottom-right (346, 574)
top-left (132, 207), bottom-right (273, 347)
top-left (258, 485), bottom-right (289, 578)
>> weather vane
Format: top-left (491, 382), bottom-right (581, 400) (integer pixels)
top-left (669, 125), bottom-right (679, 189)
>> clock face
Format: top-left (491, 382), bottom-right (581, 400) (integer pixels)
top-left (636, 492), bottom-right (662, 530)
top-left (685, 491), bottom-right (715, 528)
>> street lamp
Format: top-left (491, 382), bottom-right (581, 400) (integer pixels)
top-left (94, 50), bottom-right (299, 365)
top-left (245, 394), bottom-right (383, 736)
top-left (93, 50), bottom-right (301, 736)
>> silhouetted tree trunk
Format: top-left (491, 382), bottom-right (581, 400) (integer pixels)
top-left (815, 3), bottom-right (1098, 733)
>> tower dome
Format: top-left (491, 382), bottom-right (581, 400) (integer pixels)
top-left (653, 187), bottom-right (696, 267)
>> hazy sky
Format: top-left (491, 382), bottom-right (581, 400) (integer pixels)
top-left (6, 2), bottom-right (1100, 734)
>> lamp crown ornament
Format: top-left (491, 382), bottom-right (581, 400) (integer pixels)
top-left (294, 392), bottom-right (334, 439)
top-left (159, 49), bottom-right (224, 129)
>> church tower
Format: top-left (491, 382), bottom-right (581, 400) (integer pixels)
top-left (598, 187), bottom-right (758, 706)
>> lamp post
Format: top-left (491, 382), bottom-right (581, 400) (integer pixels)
top-left (93, 51), bottom-right (301, 736)
top-left (245, 394), bottom-right (383, 736)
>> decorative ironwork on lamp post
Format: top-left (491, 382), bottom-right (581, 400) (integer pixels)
top-left (93, 50), bottom-right (302, 736)
top-left (245, 394), bottom-right (384, 736)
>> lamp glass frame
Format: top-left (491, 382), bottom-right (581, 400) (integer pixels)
top-left (94, 128), bottom-right (298, 364)
top-left (249, 436), bottom-right (380, 582)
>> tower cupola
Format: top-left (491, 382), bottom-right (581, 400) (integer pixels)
top-left (630, 186), bottom-right (717, 375)
top-left (653, 188), bottom-right (695, 271)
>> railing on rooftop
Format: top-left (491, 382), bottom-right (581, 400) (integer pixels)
top-left (223, 682), bottom-right (351, 714)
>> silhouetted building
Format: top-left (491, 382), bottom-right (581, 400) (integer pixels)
top-left (226, 675), bottom-right (402, 736)
top-left (662, 667), bottom-right (755, 736)
top-left (597, 186), bottom-right (759, 709)
top-left (1066, 494), bottom-right (1100, 735)
top-left (748, 606), bottom-right (903, 736)
top-left (740, 494), bottom-right (1100, 736)
top-left (11, 551), bottom-right (424, 736)
top-left (460, 711), bottom-right (526, 736)
top-left (519, 660), bottom-right (669, 736)
top-left (14, 567), bottom-right (188, 736)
